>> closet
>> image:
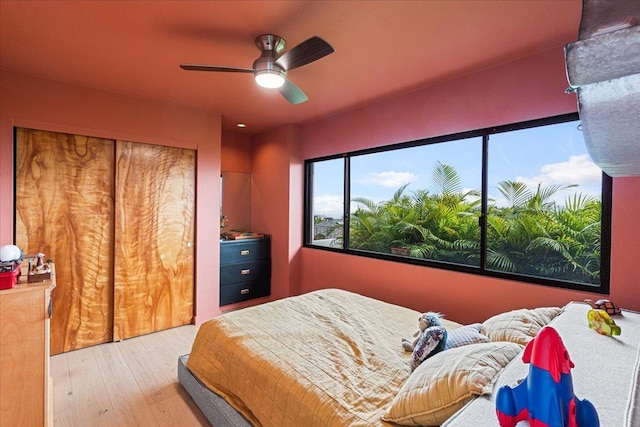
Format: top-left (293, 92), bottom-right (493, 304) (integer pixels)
top-left (15, 128), bottom-right (195, 354)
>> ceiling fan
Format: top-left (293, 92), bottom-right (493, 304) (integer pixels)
top-left (180, 34), bottom-right (334, 105)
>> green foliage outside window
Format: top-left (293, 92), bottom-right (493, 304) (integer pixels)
top-left (347, 163), bottom-right (601, 285)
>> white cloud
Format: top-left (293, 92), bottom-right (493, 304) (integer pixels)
top-left (516, 154), bottom-right (602, 188)
top-left (516, 154), bottom-right (601, 188)
top-left (360, 171), bottom-right (417, 188)
top-left (313, 194), bottom-right (344, 218)
top-left (491, 154), bottom-right (603, 207)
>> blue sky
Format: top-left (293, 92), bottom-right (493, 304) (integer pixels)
top-left (312, 120), bottom-right (603, 218)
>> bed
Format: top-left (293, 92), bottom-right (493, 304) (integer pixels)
top-left (443, 300), bottom-right (640, 427)
top-left (178, 289), bottom-right (640, 426)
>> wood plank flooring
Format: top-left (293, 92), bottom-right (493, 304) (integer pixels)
top-left (50, 325), bottom-right (210, 426)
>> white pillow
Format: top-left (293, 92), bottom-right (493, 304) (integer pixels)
top-left (481, 307), bottom-right (562, 346)
top-left (445, 323), bottom-right (490, 350)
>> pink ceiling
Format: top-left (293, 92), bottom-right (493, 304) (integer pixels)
top-left (0, 1), bottom-right (582, 134)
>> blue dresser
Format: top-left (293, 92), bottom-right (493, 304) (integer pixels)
top-left (220, 237), bottom-right (271, 305)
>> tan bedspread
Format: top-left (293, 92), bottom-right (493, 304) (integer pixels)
top-left (187, 288), bottom-right (461, 426)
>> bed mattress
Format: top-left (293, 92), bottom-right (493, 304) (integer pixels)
top-left (184, 288), bottom-right (461, 426)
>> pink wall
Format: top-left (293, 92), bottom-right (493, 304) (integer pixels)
top-left (302, 49), bottom-right (574, 158)
top-left (251, 125), bottom-right (303, 300)
top-left (290, 48), bottom-right (640, 322)
top-left (221, 130), bottom-right (253, 231)
top-left (221, 130), bottom-right (252, 173)
top-left (0, 70), bottom-right (223, 323)
top-left (610, 177), bottom-right (640, 307)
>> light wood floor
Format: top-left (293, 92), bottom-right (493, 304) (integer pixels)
top-left (50, 324), bottom-right (210, 426)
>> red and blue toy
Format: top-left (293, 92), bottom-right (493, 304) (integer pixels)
top-left (495, 326), bottom-right (599, 427)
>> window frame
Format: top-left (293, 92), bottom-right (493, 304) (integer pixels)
top-left (304, 113), bottom-right (612, 294)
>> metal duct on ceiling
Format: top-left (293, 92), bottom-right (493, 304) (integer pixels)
top-left (564, 0), bottom-right (640, 177)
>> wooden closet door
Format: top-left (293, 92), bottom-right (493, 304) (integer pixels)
top-left (15, 128), bottom-right (115, 355)
top-left (113, 141), bottom-right (194, 340)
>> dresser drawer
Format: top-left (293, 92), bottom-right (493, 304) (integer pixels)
top-left (220, 280), bottom-right (270, 305)
top-left (220, 236), bottom-right (270, 306)
top-left (220, 239), bottom-right (270, 263)
top-left (220, 260), bottom-right (270, 285)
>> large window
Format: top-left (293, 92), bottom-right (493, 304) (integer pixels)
top-left (304, 114), bottom-right (611, 293)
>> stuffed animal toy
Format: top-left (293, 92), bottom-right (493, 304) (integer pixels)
top-left (402, 311), bottom-right (443, 352)
top-left (409, 326), bottom-right (447, 371)
top-left (403, 312), bottom-right (447, 371)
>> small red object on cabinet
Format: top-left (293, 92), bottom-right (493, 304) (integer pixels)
top-left (0, 264), bottom-right (20, 290)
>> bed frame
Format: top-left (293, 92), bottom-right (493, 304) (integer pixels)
top-left (178, 354), bottom-right (251, 427)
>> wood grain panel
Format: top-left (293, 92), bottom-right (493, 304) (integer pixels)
top-left (15, 128), bottom-right (115, 354)
top-left (113, 141), bottom-right (194, 341)
top-left (0, 285), bottom-right (49, 426)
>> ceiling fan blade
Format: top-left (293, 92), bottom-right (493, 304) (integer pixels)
top-left (180, 64), bottom-right (254, 73)
top-left (279, 79), bottom-right (309, 104)
top-left (275, 36), bottom-right (334, 71)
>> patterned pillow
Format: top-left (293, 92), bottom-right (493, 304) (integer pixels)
top-left (383, 342), bottom-right (523, 426)
top-left (445, 323), bottom-right (490, 350)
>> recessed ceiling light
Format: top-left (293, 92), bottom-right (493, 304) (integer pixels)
top-left (237, 123), bottom-right (246, 128)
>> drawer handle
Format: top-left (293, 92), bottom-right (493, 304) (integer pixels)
top-left (240, 250), bottom-right (250, 256)
top-left (241, 269), bottom-right (251, 275)
top-left (240, 288), bottom-right (250, 295)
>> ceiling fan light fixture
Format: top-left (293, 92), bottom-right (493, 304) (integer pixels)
top-left (180, 34), bottom-right (334, 103)
top-left (254, 69), bottom-right (286, 88)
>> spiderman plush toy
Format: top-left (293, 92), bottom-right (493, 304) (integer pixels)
top-left (495, 326), bottom-right (599, 427)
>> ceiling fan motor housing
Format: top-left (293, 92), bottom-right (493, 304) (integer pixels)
top-left (253, 34), bottom-right (287, 86)
top-left (253, 55), bottom-right (286, 78)
top-left (255, 34), bottom-right (286, 55)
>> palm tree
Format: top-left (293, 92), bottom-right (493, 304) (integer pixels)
top-left (407, 163), bottom-right (481, 263)
top-left (350, 163), bottom-right (481, 265)
top-left (348, 165), bottom-right (601, 284)
top-left (486, 181), bottom-right (600, 283)
top-left (350, 184), bottom-right (416, 252)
